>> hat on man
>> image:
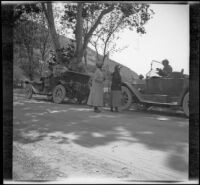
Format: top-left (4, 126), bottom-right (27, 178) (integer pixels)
top-left (162, 59), bottom-right (169, 65)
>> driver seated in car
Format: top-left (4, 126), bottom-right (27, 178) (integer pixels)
top-left (156, 59), bottom-right (173, 77)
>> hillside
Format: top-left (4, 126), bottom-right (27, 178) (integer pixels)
top-left (13, 27), bottom-right (138, 83)
top-left (58, 35), bottom-right (139, 82)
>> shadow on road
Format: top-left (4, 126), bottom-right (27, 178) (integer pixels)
top-left (13, 93), bottom-right (189, 174)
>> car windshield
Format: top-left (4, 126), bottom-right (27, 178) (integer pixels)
top-left (146, 61), bottom-right (163, 78)
top-left (147, 69), bottom-right (160, 77)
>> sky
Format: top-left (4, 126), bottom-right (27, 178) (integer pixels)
top-left (110, 4), bottom-right (190, 76)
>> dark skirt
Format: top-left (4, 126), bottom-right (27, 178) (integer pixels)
top-left (111, 90), bottom-right (122, 107)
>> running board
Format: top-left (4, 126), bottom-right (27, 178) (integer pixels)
top-left (139, 100), bottom-right (179, 106)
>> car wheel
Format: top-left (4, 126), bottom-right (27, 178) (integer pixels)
top-left (120, 86), bottom-right (132, 111)
top-left (52, 84), bottom-right (66, 104)
top-left (24, 84), bottom-right (33, 99)
top-left (182, 92), bottom-right (189, 117)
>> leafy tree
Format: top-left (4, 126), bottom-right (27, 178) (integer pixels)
top-left (89, 11), bottom-right (129, 65)
top-left (13, 3), bottom-right (41, 22)
top-left (14, 6), bottom-right (53, 79)
top-left (14, 15), bottom-right (39, 80)
top-left (13, 2), bottom-right (154, 74)
top-left (62, 2), bottom-right (154, 68)
top-left (13, 4), bottom-right (42, 78)
top-left (14, 3), bottom-right (64, 64)
top-left (36, 13), bottom-right (52, 63)
top-left (62, 3), bottom-right (115, 67)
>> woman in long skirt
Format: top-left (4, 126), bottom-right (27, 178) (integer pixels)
top-left (110, 65), bottom-right (122, 112)
top-left (87, 62), bottom-right (105, 113)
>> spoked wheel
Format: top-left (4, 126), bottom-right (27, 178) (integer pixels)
top-left (182, 92), bottom-right (189, 117)
top-left (120, 86), bottom-right (133, 111)
top-left (52, 84), bottom-right (66, 104)
top-left (24, 84), bottom-right (33, 99)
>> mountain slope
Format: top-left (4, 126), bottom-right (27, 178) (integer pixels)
top-left (58, 35), bottom-right (139, 82)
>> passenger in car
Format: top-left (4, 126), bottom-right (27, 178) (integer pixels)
top-left (110, 65), bottom-right (122, 112)
top-left (87, 62), bottom-right (105, 113)
top-left (156, 59), bottom-right (173, 77)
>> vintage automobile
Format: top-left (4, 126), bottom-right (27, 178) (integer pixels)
top-left (24, 65), bottom-right (91, 104)
top-left (119, 60), bottom-right (189, 117)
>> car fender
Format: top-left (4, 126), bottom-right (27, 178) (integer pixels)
top-left (121, 82), bottom-right (145, 102)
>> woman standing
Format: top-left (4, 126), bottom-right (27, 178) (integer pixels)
top-left (87, 62), bottom-right (105, 113)
top-left (110, 65), bottom-right (122, 112)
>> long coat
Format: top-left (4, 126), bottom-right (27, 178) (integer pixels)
top-left (110, 71), bottom-right (122, 107)
top-left (87, 68), bottom-right (104, 107)
top-left (111, 72), bottom-right (122, 91)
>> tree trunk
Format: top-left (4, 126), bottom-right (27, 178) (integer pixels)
top-left (102, 55), bottom-right (107, 66)
top-left (83, 50), bottom-right (88, 72)
top-left (72, 4), bottom-right (114, 70)
top-left (28, 54), bottom-right (33, 80)
top-left (75, 2), bottom-right (84, 65)
top-left (42, 3), bottom-right (63, 64)
top-left (84, 50), bottom-right (87, 67)
top-left (24, 44), bottom-right (34, 81)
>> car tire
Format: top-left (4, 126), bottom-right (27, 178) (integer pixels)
top-left (182, 92), bottom-right (189, 117)
top-left (52, 84), bottom-right (66, 104)
top-left (120, 86), bottom-right (132, 111)
top-left (25, 84), bottom-right (33, 99)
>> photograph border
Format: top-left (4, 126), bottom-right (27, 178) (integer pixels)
top-left (2, 1), bottom-right (199, 183)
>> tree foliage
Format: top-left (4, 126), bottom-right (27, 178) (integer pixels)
top-left (13, 3), bottom-right (41, 22)
top-left (13, 5), bottom-right (53, 79)
top-left (14, 17), bottom-right (39, 80)
top-left (13, 2), bottom-right (155, 75)
top-left (62, 2), bottom-right (154, 66)
top-left (90, 10), bottom-right (128, 64)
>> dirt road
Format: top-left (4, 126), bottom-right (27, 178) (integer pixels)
top-left (13, 91), bottom-right (189, 183)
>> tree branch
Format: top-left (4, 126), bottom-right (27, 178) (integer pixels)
top-left (83, 5), bottom-right (115, 49)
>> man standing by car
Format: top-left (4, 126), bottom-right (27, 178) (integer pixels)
top-left (156, 59), bottom-right (173, 77)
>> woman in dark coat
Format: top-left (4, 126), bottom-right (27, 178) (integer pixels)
top-left (110, 65), bottom-right (122, 112)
